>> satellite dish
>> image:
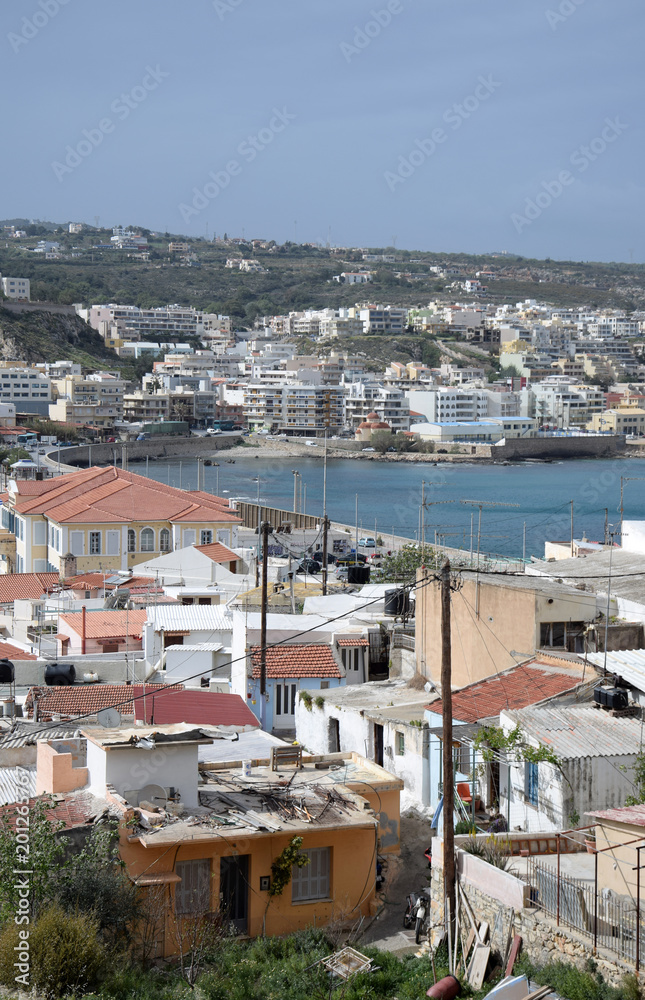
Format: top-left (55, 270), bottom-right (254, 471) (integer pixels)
top-left (138, 784), bottom-right (168, 808)
top-left (97, 708), bottom-right (122, 728)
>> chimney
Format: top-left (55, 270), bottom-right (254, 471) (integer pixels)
top-left (81, 604), bottom-right (86, 655)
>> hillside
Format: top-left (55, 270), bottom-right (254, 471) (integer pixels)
top-left (0, 305), bottom-right (121, 369)
top-left (2, 222), bottom-right (645, 324)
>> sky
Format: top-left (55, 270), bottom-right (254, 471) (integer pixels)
top-left (1, 0), bottom-right (643, 262)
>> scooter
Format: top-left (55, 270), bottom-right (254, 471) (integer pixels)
top-left (403, 888), bottom-right (431, 944)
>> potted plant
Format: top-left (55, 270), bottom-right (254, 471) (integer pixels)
top-left (584, 830), bottom-right (596, 854)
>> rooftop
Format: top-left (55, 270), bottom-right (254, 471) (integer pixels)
top-left (586, 649), bottom-right (645, 694)
top-left (132, 751), bottom-right (403, 847)
top-left (0, 572), bottom-right (59, 603)
top-left (149, 604), bottom-right (231, 632)
top-left (587, 803), bottom-right (645, 828)
top-left (527, 549), bottom-right (645, 604)
top-left (58, 608), bottom-right (148, 640)
top-left (311, 678), bottom-right (430, 722)
top-left (250, 643), bottom-right (342, 679)
top-left (193, 541), bottom-right (240, 563)
top-left (8, 465), bottom-right (241, 526)
top-left (133, 689), bottom-right (259, 730)
top-left (426, 661), bottom-right (587, 723)
top-left (25, 683), bottom-right (184, 721)
top-left (503, 705), bottom-right (645, 759)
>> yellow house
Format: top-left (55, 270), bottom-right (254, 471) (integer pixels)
top-left (587, 408), bottom-right (645, 435)
top-left (0, 465), bottom-right (240, 575)
top-left (35, 727), bottom-right (402, 954)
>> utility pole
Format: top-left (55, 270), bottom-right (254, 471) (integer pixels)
top-left (259, 521), bottom-right (270, 729)
top-left (440, 559), bottom-right (456, 963)
top-left (321, 515), bottom-right (330, 596)
top-left (570, 499), bottom-right (574, 558)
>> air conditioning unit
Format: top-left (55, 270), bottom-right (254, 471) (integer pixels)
top-left (385, 746), bottom-right (393, 758)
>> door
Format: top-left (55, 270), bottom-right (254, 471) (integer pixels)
top-left (374, 723), bottom-right (384, 767)
top-left (220, 856), bottom-right (249, 934)
top-left (274, 681), bottom-right (296, 729)
top-left (328, 717), bottom-right (340, 753)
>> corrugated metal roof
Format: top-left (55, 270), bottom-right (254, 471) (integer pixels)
top-left (198, 729), bottom-right (290, 764)
top-left (503, 705), bottom-right (644, 759)
top-left (0, 723), bottom-right (84, 748)
top-left (165, 643), bottom-right (224, 652)
top-left (0, 766), bottom-right (36, 805)
top-left (587, 650), bottom-right (645, 694)
top-left (150, 605), bottom-right (232, 632)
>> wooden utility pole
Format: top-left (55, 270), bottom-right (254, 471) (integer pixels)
top-left (321, 515), bottom-right (330, 596)
top-left (441, 558), bottom-right (456, 958)
top-left (259, 521), bottom-right (270, 729)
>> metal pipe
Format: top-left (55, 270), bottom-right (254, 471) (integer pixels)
top-left (638, 844), bottom-right (642, 973)
top-left (594, 846), bottom-right (598, 952)
top-left (556, 833), bottom-right (560, 926)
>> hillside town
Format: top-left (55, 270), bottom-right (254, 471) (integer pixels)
top-left (0, 259), bottom-right (645, 996)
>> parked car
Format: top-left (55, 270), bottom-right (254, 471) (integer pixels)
top-left (359, 537), bottom-right (376, 548)
top-left (362, 447), bottom-right (375, 453)
top-left (297, 559), bottom-right (321, 574)
top-left (336, 552), bottom-right (367, 566)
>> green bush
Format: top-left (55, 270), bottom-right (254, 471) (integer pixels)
top-left (0, 904), bottom-right (106, 997)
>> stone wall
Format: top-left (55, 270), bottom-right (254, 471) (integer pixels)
top-left (430, 859), bottom-right (634, 987)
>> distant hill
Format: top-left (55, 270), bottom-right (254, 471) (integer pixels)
top-left (0, 304), bottom-right (121, 369)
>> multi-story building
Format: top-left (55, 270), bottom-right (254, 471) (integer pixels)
top-left (357, 305), bottom-right (407, 335)
top-left (529, 378), bottom-right (605, 428)
top-left (78, 304), bottom-right (224, 341)
top-left (0, 465), bottom-right (240, 575)
top-left (122, 391), bottom-right (171, 423)
top-left (49, 373), bottom-right (125, 428)
top-left (0, 276), bottom-right (30, 301)
top-left (343, 381), bottom-right (410, 433)
top-left (0, 368), bottom-right (51, 415)
top-left (405, 387), bottom-right (489, 423)
top-left (588, 408), bottom-right (645, 435)
top-left (244, 384), bottom-right (283, 432)
top-left (279, 385), bottom-right (344, 436)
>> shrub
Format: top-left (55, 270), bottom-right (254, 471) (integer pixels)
top-left (314, 695), bottom-right (325, 709)
top-left (299, 691), bottom-right (313, 711)
top-left (0, 904), bottom-right (106, 998)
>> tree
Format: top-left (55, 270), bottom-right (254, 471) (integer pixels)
top-left (379, 543), bottom-right (434, 582)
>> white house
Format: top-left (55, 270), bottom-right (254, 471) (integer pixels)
top-left (144, 604), bottom-right (233, 684)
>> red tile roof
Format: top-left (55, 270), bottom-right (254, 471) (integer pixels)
top-left (251, 644), bottom-right (342, 679)
top-left (0, 641), bottom-right (37, 661)
top-left (587, 804), bottom-right (645, 827)
top-left (10, 466), bottom-right (241, 526)
top-left (0, 795), bottom-right (98, 829)
top-left (0, 573), bottom-right (59, 603)
top-left (134, 689), bottom-right (259, 728)
top-left (425, 663), bottom-right (583, 723)
top-left (24, 683), bottom-right (184, 721)
top-left (194, 541), bottom-right (239, 564)
top-left (58, 608), bottom-right (148, 640)
top-left (336, 637), bottom-right (369, 647)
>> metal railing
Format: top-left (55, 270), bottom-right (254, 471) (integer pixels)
top-left (391, 632), bottom-right (415, 651)
top-left (528, 858), bottom-right (644, 966)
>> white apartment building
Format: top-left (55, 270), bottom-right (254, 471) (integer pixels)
top-left (529, 379), bottom-right (605, 427)
top-left (79, 304), bottom-right (223, 341)
top-left (1, 276), bottom-right (30, 301)
top-left (243, 383), bottom-right (345, 436)
top-left (357, 305), bottom-right (407, 334)
top-left (344, 382), bottom-right (410, 432)
top-left (405, 387), bottom-right (488, 423)
top-left (0, 368), bottom-right (51, 415)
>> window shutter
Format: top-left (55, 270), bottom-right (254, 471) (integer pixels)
top-left (106, 530), bottom-right (120, 555)
top-left (70, 531), bottom-right (84, 556)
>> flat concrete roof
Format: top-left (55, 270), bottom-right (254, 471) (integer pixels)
top-left (527, 549), bottom-right (645, 604)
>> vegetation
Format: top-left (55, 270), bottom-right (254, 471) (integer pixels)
top-left (378, 542), bottom-right (436, 582)
top-left (515, 954), bottom-right (643, 1000)
top-left (268, 837), bottom-right (309, 898)
top-left (473, 723), bottom-right (562, 769)
top-left (461, 833), bottom-right (514, 871)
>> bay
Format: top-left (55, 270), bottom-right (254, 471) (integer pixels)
top-left (142, 455), bottom-right (645, 559)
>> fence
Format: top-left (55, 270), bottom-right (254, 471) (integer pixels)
top-left (528, 858), bottom-right (644, 966)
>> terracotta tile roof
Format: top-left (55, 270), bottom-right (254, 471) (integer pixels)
top-left (134, 689), bottom-right (259, 728)
top-left (24, 683), bottom-right (184, 721)
top-left (250, 644), bottom-right (342, 679)
top-left (194, 541), bottom-right (239, 563)
top-left (0, 794), bottom-right (98, 829)
top-left (336, 637), bottom-right (369, 647)
top-left (0, 573), bottom-right (59, 603)
top-left (425, 663), bottom-right (584, 723)
top-left (0, 641), bottom-right (37, 661)
top-left (10, 466), bottom-right (241, 527)
top-left (58, 608), bottom-right (148, 640)
top-left (64, 574), bottom-right (155, 592)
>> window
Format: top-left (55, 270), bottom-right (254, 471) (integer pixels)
top-left (175, 859), bottom-right (211, 913)
top-left (89, 531), bottom-right (101, 555)
top-left (127, 528), bottom-right (136, 553)
top-left (200, 529), bottom-right (213, 545)
top-left (395, 731), bottom-right (405, 756)
top-left (292, 847), bottom-right (330, 902)
top-left (159, 528), bottom-right (171, 552)
top-left (140, 527), bottom-right (155, 552)
top-left (525, 761), bottom-right (538, 806)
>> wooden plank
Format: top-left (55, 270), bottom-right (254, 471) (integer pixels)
top-left (505, 934), bottom-right (522, 977)
top-left (468, 943), bottom-right (491, 990)
top-left (478, 920), bottom-right (490, 944)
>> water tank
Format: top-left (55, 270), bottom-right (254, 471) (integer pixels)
top-left (0, 659), bottom-right (15, 684)
top-left (385, 589), bottom-right (410, 617)
top-left (347, 565), bottom-right (370, 585)
top-left (594, 685), bottom-right (629, 710)
top-left (44, 662), bottom-right (76, 686)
